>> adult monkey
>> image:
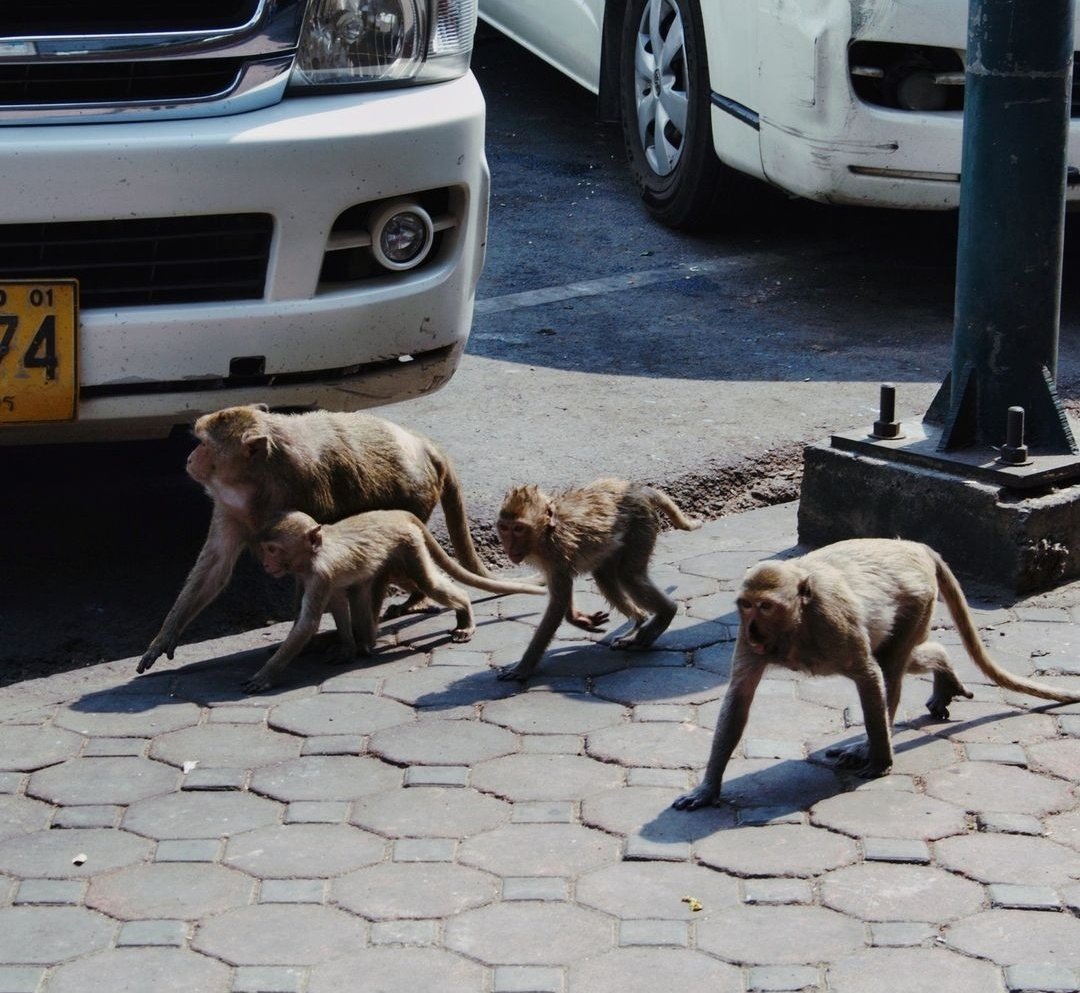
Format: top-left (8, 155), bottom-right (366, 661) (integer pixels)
top-left (673, 538), bottom-right (1080, 810)
top-left (246, 510), bottom-right (547, 692)
top-left (137, 404), bottom-right (490, 674)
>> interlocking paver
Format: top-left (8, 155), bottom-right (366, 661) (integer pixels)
top-left (568, 947), bottom-right (742, 993)
top-left (84, 862), bottom-right (254, 920)
top-left (267, 693), bottom-right (411, 736)
top-left (695, 823), bottom-right (858, 877)
top-left (307, 948), bottom-right (483, 993)
top-left (249, 755), bottom-right (401, 801)
top-left (123, 791), bottom-right (281, 839)
top-left (585, 722), bottom-right (713, 768)
top-left (192, 904), bottom-right (367, 966)
top-left (459, 823), bottom-right (620, 877)
top-left (0, 906), bottom-right (114, 963)
top-left (333, 862), bottom-right (497, 918)
top-left (576, 861), bottom-right (739, 919)
top-left (0, 827), bottom-right (150, 878)
top-left (696, 904), bottom-right (865, 965)
top-left (224, 823), bottom-right (385, 878)
top-left (44, 948), bottom-right (231, 993)
top-left (0, 726), bottom-right (83, 771)
top-left (934, 832), bottom-right (1080, 885)
top-left (0, 797), bottom-right (53, 843)
top-left (54, 693), bottom-right (201, 737)
top-left (821, 863), bottom-right (984, 921)
top-left (1025, 737), bottom-right (1080, 780)
top-left (945, 909), bottom-right (1080, 967)
top-left (150, 723), bottom-right (301, 769)
top-left (811, 789), bottom-right (967, 840)
top-left (12, 503), bottom-right (1080, 993)
top-left (923, 762), bottom-right (1074, 816)
top-left (350, 785), bottom-right (509, 838)
top-left (471, 753), bottom-right (622, 801)
top-left (369, 718), bottom-right (518, 765)
top-left (827, 947), bottom-right (1007, 993)
top-left (28, 756), bottom-right (179, 806)
top-left (444, 902), bottom-right (613, 965)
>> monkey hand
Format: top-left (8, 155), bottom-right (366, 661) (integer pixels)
top-left (496, 662), bottom-right (534, 682)
top-left (241, 667), bottom-right (276, 694)
top-left (568, 609), bottom-right (610, 631)
top-left (136, 635), bottom-right (176, 674)
top-left (671, 782), bottom-right (720, 810)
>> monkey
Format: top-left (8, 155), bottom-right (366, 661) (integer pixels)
top-left (137, 404), bottom-right (491, 675)
top-left (244, 509), bottom-right (548, 692)
top-left (494, 478), bottom-right (701, 681)
top-left (672, 538), bottom-right (1080, 810)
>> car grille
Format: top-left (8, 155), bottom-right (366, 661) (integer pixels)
top-left (0, 0), bottom-right (302, 121)
top-left (0, 59), bottom-right (247, 105)
top-left (0, 2), bottom-right (261, 35)
top-left (0, 214), bottom-right (272, 309)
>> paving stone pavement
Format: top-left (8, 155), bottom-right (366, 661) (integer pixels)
top-left (3, 501), bottom-right (1080, 993)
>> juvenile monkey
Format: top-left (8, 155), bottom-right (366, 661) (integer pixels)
top-left (245, 509), bottom-right (547, 692)
top-left (138, 404), bottom-right (490, 674)
top-left (495, 478), bottom-right (701, 681)
top-left (673, 538), bottom-right (1080, 810)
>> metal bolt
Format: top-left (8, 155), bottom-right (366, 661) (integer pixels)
top-left (998, 405), bottom-right (1031, 465)
top-left (871, 383), bottom-right (903, 439)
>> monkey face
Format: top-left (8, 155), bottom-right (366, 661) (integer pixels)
top-left (736, 595), bottom-right (786, 656)
top-left (496, 516), bottom-right (532, 565)
top-left (259, 541), bottom-right (293, 578)
top-left (186, 438), bottom-right (216, 484)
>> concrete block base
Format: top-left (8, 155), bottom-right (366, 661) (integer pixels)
top-left (798, 441), bottom-right (1080, 593)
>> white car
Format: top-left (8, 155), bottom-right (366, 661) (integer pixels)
top-left (0, 0), bottom-right (488, 444)
top-left (479, 0), bottom-right (1080, 228)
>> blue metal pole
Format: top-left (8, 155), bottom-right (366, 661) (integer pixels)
top-left (939, 0), bottom-right (1077, 453)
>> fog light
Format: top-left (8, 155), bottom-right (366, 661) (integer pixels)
top-left (368, 200), bottom-right (435, 271)
top-left (896, 69), bottom-right (948, 111)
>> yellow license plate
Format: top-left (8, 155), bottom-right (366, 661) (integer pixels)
top-left (0, 280), bottom-right (78, 424)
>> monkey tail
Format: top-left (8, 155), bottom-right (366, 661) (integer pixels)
top-left (932, 549), bottom-right (1080, 705)
top-left (419, 527), bottom-right (547, 597)
top-left (643, 487), bottom-right (702, 531)
top-left (436, 459), bottom-right (492, 577)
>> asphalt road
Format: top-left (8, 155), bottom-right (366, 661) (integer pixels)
top-left (4, 27), bottom-right (1080, 682)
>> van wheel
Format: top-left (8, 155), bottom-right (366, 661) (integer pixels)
top-left (619, 0), bottom-right (750, 229)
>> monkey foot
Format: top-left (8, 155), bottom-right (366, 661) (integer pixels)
top-left (496, 664), bottom-right (533, 682)
top-left (825, 742), bottom-right (891, 778)
top-left (671, 783), bottom-right (720, 810)
top-left (383, 595), bottom-right (441, 619)
top-left (241, 676), bottom-right (273, 694)
top-left (451, 627), bottom-right (475, 643)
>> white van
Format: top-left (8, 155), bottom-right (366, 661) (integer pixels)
top-left (0, 0), bottom-right (489, 443)
top-left (479, 0), bottom-right (1080, 228)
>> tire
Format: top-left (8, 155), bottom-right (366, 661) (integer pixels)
top-left (618, 0), bottom-right (751, 230)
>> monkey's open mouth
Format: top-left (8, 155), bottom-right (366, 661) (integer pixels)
top-left (747, 622), bottom-right (767, 655)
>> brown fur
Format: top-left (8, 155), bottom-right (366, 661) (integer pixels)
top-left (138, 404), bottom-right (489, 673)
top-left (673, 538), bottom-right (1080, 810)
top-left (495, 478), bottom-right (701, 681)
top-left (241, 510), bottom-right (547, 692)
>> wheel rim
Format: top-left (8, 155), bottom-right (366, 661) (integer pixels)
top-left (633, 0), bottom-right (690, 178)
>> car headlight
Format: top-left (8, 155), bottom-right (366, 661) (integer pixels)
top-left (291, 0), bottom-right (477, 88)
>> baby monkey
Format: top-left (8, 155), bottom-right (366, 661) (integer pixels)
top-left (673, 538), bottom-right (1080, 810)
top-left (246, 510), bottom-right (546, 692)
top-left (496, 478), bottom-right (701, 681)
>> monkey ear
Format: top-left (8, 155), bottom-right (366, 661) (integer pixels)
top-left (252, 403), bottom-right (270, 412)
top-left (797, 575), bottom-right (813, 602)
top-left (543, 502), bottom-right (557, 531)
top-left (307, 525), bottom-right (323, 550)
top-left (241, 431), bottom-right (272, 460)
